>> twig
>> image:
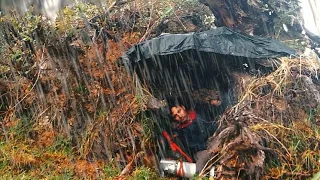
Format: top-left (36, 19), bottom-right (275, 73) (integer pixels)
top-left (199, 153), bottom-right (222, 177)
top-left (35, 106), bottom-right (50, 124)
top-left (37, 106), bottom-right (50, 118)
top-left (261, 128), bottom-right (290, 156)
top-left (139, 0), bottom-right (154, 43)
top-left (120, 151), bottom-right (144, 175)
top-left (173, 8), bottom-right (187, 32)
top-left (1, 121), bottom-right (9, 143)
top-left (93, 91), bottom-right (101, 122)
top-left (10, 69), bottom-right (41, 111)
top-left (284, 172), bottom-right (311, 177)
top-left (106, 1), bottom-right (117, 13)
top-left (0, 92), bottom-right (9, 99)
top-left (139, 19), bottom-right (160, 43)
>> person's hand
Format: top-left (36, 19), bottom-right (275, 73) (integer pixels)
top-left (210, 99), bottom-right (221, 106)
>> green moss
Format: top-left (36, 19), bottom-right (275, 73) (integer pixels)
top-left (103, 163), bottom-right (120, 179)
top-left (129, 166), bottom-right (159, 180)
top-left (47, 135), bottom-right (73, 156)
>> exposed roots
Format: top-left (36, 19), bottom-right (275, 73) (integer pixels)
top-left (200, 57), bottom-right (320, 179)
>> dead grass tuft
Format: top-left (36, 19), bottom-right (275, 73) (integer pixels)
top-left (201, 56), bottom-right (320, 179)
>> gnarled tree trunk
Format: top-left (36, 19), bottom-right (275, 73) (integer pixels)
top-left (199, 0), bottom-right (301, 37)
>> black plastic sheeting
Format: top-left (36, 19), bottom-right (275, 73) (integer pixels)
top-left (120, 27), bottom-right (296, 64)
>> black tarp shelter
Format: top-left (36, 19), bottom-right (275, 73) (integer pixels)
top-left (120, 27), bottom-right (295, 64)
top-left (119, 27), bottom-right (296, 108)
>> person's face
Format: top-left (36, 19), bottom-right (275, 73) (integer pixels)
top-left (171, 105), bottom-right (188, 123)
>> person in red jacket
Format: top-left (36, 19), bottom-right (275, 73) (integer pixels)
top-left (170, 104), bottom-right (217, 161)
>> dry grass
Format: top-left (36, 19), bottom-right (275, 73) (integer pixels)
top-left (200, 56), bottom-right (320, 179)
